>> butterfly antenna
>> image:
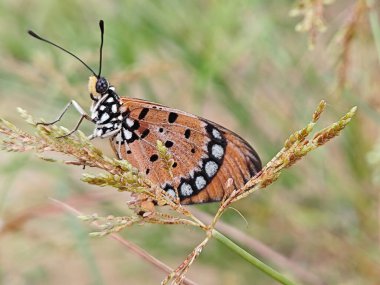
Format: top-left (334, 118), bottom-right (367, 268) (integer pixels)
top-left (97, 20), bottom-right (104, 78)
top-left (27, 30), bottom-right (97, 77)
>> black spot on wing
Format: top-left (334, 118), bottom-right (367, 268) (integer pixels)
top-left (138, 108), bottom-right (149, 120)
top-left (165, 140), bottom-right (174, 148)
top-left (150, 154), bottom-right (158, 162)
top-left (131, 120), bottom-right (140, 130)
top-left (168, 112), bottom-right (178, 123)
top-left (184, 129), bottom-right (191, 139)
top-left (140, 129), bottom-right (150, 139)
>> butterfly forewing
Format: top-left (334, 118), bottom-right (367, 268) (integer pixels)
top-left (110, 98), bottom-right (262, 204)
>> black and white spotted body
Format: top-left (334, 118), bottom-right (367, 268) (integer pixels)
top-left (89, 85), bottom-right (142, 159)
top-left (90, 87), bottom-right (123, 138)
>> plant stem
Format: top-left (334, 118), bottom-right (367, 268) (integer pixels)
top-left (212, 230), bottom-right (299, 285)
top-left (367, 0), bottom-right (380, 64)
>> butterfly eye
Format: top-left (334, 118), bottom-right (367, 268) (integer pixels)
top-left (96, 77), bottom-right (109, 94)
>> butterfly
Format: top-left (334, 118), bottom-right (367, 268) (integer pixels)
top-left (28, 20), bottom-right (262, 205)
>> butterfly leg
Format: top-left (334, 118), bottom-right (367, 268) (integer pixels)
top-left (57, 114), bottom-right (90, 138)
top-left (36, 100), bottom-right (92, 125)
top-left (36, 100), bottom-right (93, 138)
top-left (88, 133), bottom-right (96, 140)
top-left (116, 139), bottom-right (122, 159)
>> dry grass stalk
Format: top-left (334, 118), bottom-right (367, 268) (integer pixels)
top-left (289, 0), bottom-right (332, 48)
top-left (335, 0), bottom-right (367, 91)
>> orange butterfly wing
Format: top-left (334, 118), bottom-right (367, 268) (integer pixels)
top-left (110, 97), bottom-right (262, 205)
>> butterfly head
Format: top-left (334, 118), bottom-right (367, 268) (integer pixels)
top-left (96, 77), bottom-right (109, 94)
top-left (88, 75), bottom-right (109, 98)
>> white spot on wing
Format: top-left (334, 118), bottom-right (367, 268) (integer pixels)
top-left (111, 104), bottom-right (118, 113)
top-left (106, 97), bottom-right (114, 103)
top-left (212, 128), bottom-right (222, 139)
top-left (211, 144), bottom-right (224, 160)
top-left (126, 118), bottom-right (134, 127)
top-left (123, 129), bottom-right (133, 140)
top-left (100, 105), bottom-right (106, 111)
top-left (96, 129), bottom-right (103, 137)
top-left (195, 176), bottom-right (207, 190)
top-left (167, 189), bottom-right (176, 198)
top-left (205, 161), bottom-right (218, 178)
top-left (180, 183), bottom-right (193, 196)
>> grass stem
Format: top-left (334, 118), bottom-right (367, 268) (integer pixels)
top-left (212, 230), bottom-right (299, 285)
top-left (367, 0), bottom-right (380, 63)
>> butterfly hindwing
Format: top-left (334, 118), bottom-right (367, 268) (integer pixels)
top-left (110, 98), bottom-right (262, 204)
top-left (183, 119), bottom-right (262, 204)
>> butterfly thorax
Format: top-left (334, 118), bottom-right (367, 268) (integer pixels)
top-left (88, 76), bottom-right (142, 148)
top-left (90, 87), bottom-right (123, 138)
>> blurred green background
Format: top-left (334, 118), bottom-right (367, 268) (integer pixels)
top-left (0, 0), bottom-right (379, 284)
